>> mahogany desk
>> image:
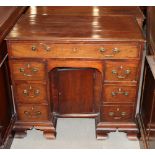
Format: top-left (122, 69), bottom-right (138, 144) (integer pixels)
top-left (6, 15), bottom-right (145, 140)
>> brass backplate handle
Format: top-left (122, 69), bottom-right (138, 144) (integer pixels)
top-left (99, 47), bottom-right (106, 53)
top-left (24, 110), bottom-right (41, 117)
top-left (31, 45), bottom-right (37, 51)
top-left (39, 43), bottom-right (51, 52)
top-left (19, 64), bottom-right (38, 77)
top-left (23, 86), bottom-right (40, 98)
top-left (112, 48), bottom-right (120, 54)
top-left (111, 67), bottom-right (131, 79)
top-left (111, 88), bottom-right (129, 96)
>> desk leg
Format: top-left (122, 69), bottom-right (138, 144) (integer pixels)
top-left (13, 121), bottom-right (56, 139)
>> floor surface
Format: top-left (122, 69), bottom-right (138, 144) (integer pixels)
top-left (11, 118), bottom-right (140, 149)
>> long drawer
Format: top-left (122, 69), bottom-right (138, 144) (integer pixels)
top-left (9, 43), bottom-right (140, 59)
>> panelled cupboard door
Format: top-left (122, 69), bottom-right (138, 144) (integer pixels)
top-left (50, 68), bottom-right (98, 114)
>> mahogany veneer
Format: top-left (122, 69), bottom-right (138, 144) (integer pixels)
top-left (6, 14), bottom-right (145, 140)
top-left (25, 6), bottom-right (144, 28)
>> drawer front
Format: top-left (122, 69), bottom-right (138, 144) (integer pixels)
top-left (16, 105), bottom-right (49, 121)
top-left (10, 61), bottom-right (46, 81)
top-left (105, 61), bottom-right (139, 82)
top-left (101, 105), bottom-right (134, 122)
top-left (15, 83), bottom-right (47, 104)
top-left (103, 85), bottom-right (137, 103)
top-left (10, 43), bottom-right (139, 59)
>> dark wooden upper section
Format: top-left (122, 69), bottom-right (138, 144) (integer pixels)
top-left (0, 6), bottom-right (27, 44)
top-left (147, 7), bottom-right (155, 54)
top-left (25, 6), bottom-right (144, 21)
top-left (6, 15), bottom-right (145, 42)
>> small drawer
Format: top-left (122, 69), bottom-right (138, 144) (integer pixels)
top-left (16, 105), bottom-right (49, 121)
top-left (9, 42), bottom-right (139, 59)
top-left (15, 83), bottom-right (47, 104)
top-left (10, 61), bottom-right (46, 81)
top-left (103, 85), bottom-right (137, 103)
top-left (104, 61), bottom-right (139, 82)
top-left (101, 105), bottom-right (134, 122)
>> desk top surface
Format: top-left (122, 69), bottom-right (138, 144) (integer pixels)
top-left (6, 15), bottom-right (145, 42)
top-left (25, 6), bottom-right (144, 20)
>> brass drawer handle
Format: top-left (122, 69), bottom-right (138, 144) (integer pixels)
top-left (108, 111), bottom-right (127, 119)
top-left (121, 112), bottom-right (126, 116)
top-left (109, 112), bottom-right (114, 116)
top-left (35, 111), bottom-right (42, 116)
top-left (99, 47), bottom-right (106, 53)
top-left (111, 88), bottom-right (129, 96)
top-left (111, 65), bottom-right (131, 79)
top-left (104, 48), bottom-right (120, 57)
top-left (23, 85), bottom-right (40, 98)
top-left (112, 48), bottom-right (120, 54)
top-left (40, 43), bottom-right (51, 52)
top-left (31, 45), bottom-right (37, 51)
top-left (24, 111), bottom-right (30, 116)
top-left (45, 46), bottom-right (51, 52)
top-left (32, 44), bottom-right (51, 52)
top-left (112, 69), bottom-right (131, 79)
top-left (24, 110), bottom-right (42, 117)
top-left (19, 64), bottom-right (38, 77)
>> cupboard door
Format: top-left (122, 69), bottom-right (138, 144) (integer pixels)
top-left (51, 68), bottom-right (96, 114)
